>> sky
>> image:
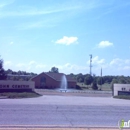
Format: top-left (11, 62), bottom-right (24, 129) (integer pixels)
top-left (0, 0), bottom-right (130, 76)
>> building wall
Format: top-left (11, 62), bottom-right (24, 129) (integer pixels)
top-left (31, 73), bottom-right (76, 89)
top-left (32, 73), bottom-right (60, 88)
top-left (114, 84), bottom-right (130, 96)
top-left (68, 81), bottom-right (76, 88)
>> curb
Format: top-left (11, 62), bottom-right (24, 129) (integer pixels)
top-left (0, 96), bottom-right (8, 99)
top-left (0, 125), bottom-right (119, 129)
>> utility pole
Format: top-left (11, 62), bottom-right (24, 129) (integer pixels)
top-left (89, 54), bottom-right (92, 76)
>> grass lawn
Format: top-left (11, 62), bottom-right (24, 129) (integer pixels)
top-left (114, 95), bottom-right (130, 100)
top-left (77, 82), bottom-right (112, 91)
top-left (0, 92), bottom-right (41, 99)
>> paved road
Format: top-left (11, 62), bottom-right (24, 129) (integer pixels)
top-left (0, 95), bottom-right (130, 128)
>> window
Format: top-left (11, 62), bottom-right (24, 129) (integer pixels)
top-left (122, 88), bottom-right (126, 91)
top-left (40, 77), bottom-right (46, 88)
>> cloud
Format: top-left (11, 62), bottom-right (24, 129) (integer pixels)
top-left (55, 36), bottom-right (78, 45)
top-left (0, 3), bottom-right (81, 18)
top-left (0, 0), bottom-right (14, 8)
top-left (87, 56), bottom-right (105, 66)
top-left (93, 56), bottom-right (105, 64)
top-left (18, 20), bottom-right (56, 30)
top-left (53, 63), bottom-right (89, 74)
top-left (0, 1), bottom-right (110, 18)
top-left (16, 63), bottom-right (26, 68)
top-left (86, 57), bottom-right (130, 75)
top-left (15, 61), bottom-right (46, 71)
top-left (27, 62), bottom-right (46, 70)
top-left (0, 1), bottom-right (107, 30)
top-left (28, 60), bottom-right (36, 65)
top-left (110, 58), bottom-right (130, 68)
top-left (4, 61), bottom-right (12, 66)
top-left (110, 58), bottom-right (123, 66)
top-left (4, 57), bottom-right (130, 76)
top-left (9, 42), bottom-right (14, 45)
top-left (98, 41), bottom-right (113, 48)
top-left (106, 58), bottom-right (130, 76)
top-left (36, 64), bottom-right (46, 69)
top-left (123, 66), bottom-right (130, 70)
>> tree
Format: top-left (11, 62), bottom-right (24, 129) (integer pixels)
top-left (117, 76), bottom-right (127, 84)
top-left (92, 79), bottom-right (98, 90)
top-left (79, 77), bottom-right (84, 83)
top-left (111, 78), bottom-right (118, 91)
top-left (69, 73), bottom-right (74, 76)
top-left (0, 58), bottom-right (7, 80)
top-left (76, 73), bottom-right (84, 82)
top-left (91, 75), bottom-right (98, 90)
top-left (97, 77), bottom-right (104, 85)
top-left (92, 81), bottom-right (98, 90)
top-left (111, 78), bottom-right (118, 96)
top-left (6, 69), bottom-right (13, 74)
top-left (50, 67), bottom-right (59, 73)
top-left (84, 74), bottom-right (93, 86)
top-left (103, 76), bottom-right (113, 84)
top-left (69, 73), bottom-right (76, 78)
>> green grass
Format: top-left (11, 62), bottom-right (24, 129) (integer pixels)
top-left (77, 82), bottom-right (112, 91)
top-left (0, 92), bottom-right (41, 99)
top-left (100, 83), bottom-right (112, 91)
top-left (114, 95), bottom-right (130, 100)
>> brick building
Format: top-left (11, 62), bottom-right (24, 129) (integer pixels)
top-left (31, 72), bottom-right (76, 89)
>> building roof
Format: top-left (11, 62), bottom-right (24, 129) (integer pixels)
top-left (7, 74), bottom-right (33, 77)
top-left (31, 72), bottom-right (76, 82)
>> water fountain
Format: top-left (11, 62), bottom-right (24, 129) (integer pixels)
top-left (60, 75), bottom-right (67, 92)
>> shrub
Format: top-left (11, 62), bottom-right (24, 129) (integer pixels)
top-left (75, 85), bottom-right (82, 90)
top-left (114, 95), bottom-right (130, 100)
top-left (92, 81), bottom-right (98, 90)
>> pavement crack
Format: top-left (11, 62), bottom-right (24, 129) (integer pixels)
top-left (56, 105), bottom-right (73, 126)
top-left (62, 111), bottom-right (73, 126)
top-left (56, 105), bottom-right (58, 110)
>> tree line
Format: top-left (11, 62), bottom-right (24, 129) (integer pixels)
top-left (67, 73), bottom-right (130, 90)
top-left (1, 57), bottom-right (130, 87)
top-left (0, 58), bottom-right (37, 81)
top-left (6, 69), bottom-right (37, 81)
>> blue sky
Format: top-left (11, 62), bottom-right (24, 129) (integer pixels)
top-left (0, 0), bottom-right (130, 76)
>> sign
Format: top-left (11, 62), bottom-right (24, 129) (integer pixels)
top-left (118, 91), bottom-right (130, 96)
